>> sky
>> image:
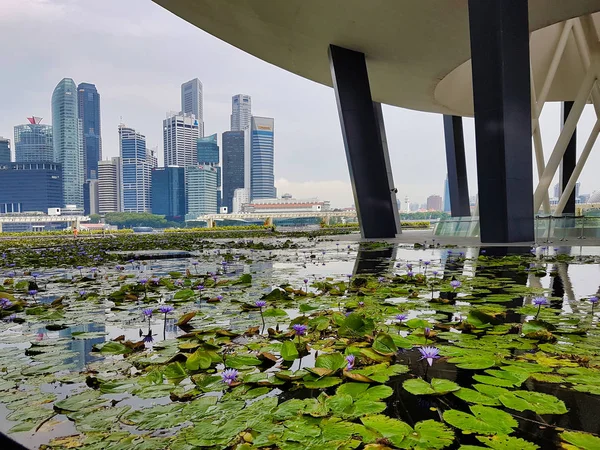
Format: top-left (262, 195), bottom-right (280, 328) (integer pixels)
top-left (1, 0), bottom-right (600, 208)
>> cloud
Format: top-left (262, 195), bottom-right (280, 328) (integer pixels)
top-left (275, 179), bottom-right (354, 208)
top-left (0, 0), bottom-right (67, 22)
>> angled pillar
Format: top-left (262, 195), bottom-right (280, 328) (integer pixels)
top-left (560, 101), bottom-right (577, 215)
top-left (328, 45), bottom-right (399, 239)
top-left (468, 0), bottom-right (534, 243)
top-left (443, 115), bottom-right (471, 217)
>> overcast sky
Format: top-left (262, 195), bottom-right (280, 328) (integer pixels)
top-left (2, 0), bottom-right (600, 208)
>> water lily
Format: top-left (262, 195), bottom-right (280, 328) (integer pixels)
top-left (221, 368), bottom-right (239, 386)
top-left (292, 324), bottom-right (308, 337)
top-left (79, 290), bottom-right (86, 297)
top-left (0, 298), bottom-right (12, 309)
top-left (591, 296), bottom-right (599, 313)
top-left (450, 280), bottom-right (461, 290)
top-left (303, 278), bottom-right (309, 292)
top-left (418, 346), bottom-right (440, 366)
top-left (28, 289), bottom-right (38, 300)
top-left (407, 271), bottom-right (414, 278)
top-left (3, 313), bottom-right (16, 322)
top-left (143, 332), bottom-right (154, 344)
top-left (255, 300), bottom-right (267, 331)
top-left (143, 308), bottom-right (154, 318)
top-left (158, 305), bottom-right (174, 314)
top-left (346, 354), bottom-right (355, 370)
top-left (533, 296), bottom-right (549, 319)
top-left (396, 313), bottom-right (408, 323)
top-left (378, 276), bottom-right (386, 283)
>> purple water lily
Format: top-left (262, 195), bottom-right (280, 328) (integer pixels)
top-left (158, 305), bottom-right (174, 314)
top-left (591, 296), bottom-right (599, 313)
top-left (221, 368), bottom-right (238, 386)
top-left (142, 308), bottom-right (154, 318)
top-left (396, 313), bottom-right (408, 323)
top-left (292, 324), bottom-right (308, 336)
top-left (0, 298), bottom-right (13, 309)
top-left (3, 313), bottom-right (16, 322)
top-left (419, 346), bottom-right (440, 366)
top-left (255, 300), bottom-right (266, 308)
top-left (28, 289), bottom-right (38, 299)
top-left (450, 280), bottom-right (461, 290)
top-left (407, 271), bottom-right (414, 278)
top-left (346, 354), bottom-right (355, 371)
top-left (533, 297), bottom-right (548, 319)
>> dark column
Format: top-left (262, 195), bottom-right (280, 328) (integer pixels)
top-left (328, 45), bottom-right (399, 239)
top-left (443, 115), bottom-right (471, 217)
top-left (468, 0), bottom-right (534, 243)
top-left (560, 101), bottom-right (577, 215)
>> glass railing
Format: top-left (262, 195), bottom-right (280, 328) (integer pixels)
top-left (434, 214), bottom-right (600, 241)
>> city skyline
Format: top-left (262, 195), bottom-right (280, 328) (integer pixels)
top-left (4, 0), bottom-right (600, 207)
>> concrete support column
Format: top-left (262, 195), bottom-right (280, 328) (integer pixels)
top-left (468, 0), bottom-right (534, 243)
top-left (329, 45), bottom-right (399, 239)
top-left (560, 101), bottom-right (577, 215)
top-left (443, 115), bottom-right (471, 217)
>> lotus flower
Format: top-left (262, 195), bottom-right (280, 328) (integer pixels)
top-left (221, 368), bottom-right (238, 386)
top-left (418, 346), bottom-right (440, 366)
top-left (292, 324), bottom-right (308, 336)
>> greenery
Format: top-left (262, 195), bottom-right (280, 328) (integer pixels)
top-left (322, 221), bottom-right (431, 229)
top-left (400, 211), bottom-right (450, 220)
top-left (103, 212), bottom-right (181, 229)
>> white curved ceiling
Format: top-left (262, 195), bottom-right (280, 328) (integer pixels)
top-left (153, 0), bottom-right (600, 116)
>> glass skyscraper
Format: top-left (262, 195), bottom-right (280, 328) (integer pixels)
top-left (152, 166), bottom-right (185, 221)
top-left (52, 78), bottom-right (84, 207)
top-left (14, 117), bottom-right (53, 163)
top-left (443, 176), bottom-right (451, 213)
top-left (0, 162), bottom-right (63, 213)
top-left (0, 137), bottom-right (10, 163)
top-left (197, 133), bottom-right (221, 208)
top-left (120, 124), bottom-right (152, 212)
top-left (163, 112), bottom-right (200, 168)
top-left (222, 131), bottom-right (245, 212)
top-left (186, 165), bottom-right (218, 219)
top-left (231, 94), bottom-right (251, 131)
top-left (181, 78), bottom-right (204, 137)
top-left (250, 116), bottom-right (276, 200)
top-left (78, 83), bottom-right (102, 180)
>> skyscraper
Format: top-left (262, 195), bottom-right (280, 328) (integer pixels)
top-left (0, 137), bottom-right (10, 162)
top-left (52, 78), bottom-right (84, 207)
top-left (83, 179), bottom-right (99, 215)
top-left (120, 124), bottom-right (152, 212)
top-left (186, 165), bottom-right (218, 219)
top-left (181, 78), bottom-right (204, 136)
top-left (77, 83), bottom-right (102, 180)
top-left (197, 134), bottom-right (221, 209)
top-left (0, 162), bottom-right (63, 213)
top-left (250, 116), bottom-right (276, 200)
top-left (152, 166), bottom-right (186, 221)
top-left (231, 94), bottom-right (251, 131)
top-left (443, 176), bottom-right (451, 213)
top-left (163, 112), bottom-right (200, 167)
top-left (427, 195), bottom-right (443, 211)
top-left (222, 131), bottom-right (245, 212)
top-left (14, 117), bottom-right (53, 163)
top-left (98, 157), bottom-right (122, 214)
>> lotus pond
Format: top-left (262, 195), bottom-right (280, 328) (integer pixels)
top-left (2, 233), bottom-right (600, 449)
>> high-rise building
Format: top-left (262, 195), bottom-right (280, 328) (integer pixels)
top-left (0, 162), bottom-right (63, 213)
top-left (222, 130), bottom-right (245, 212)
top-left (231, 94), bottom-right (251, 131)
top-left (427, 195), bottom-right (443, 211)
top-left (14, 117), bottom-right (54, 163)
top-left (52, 78), bottom-right (84, 208)
top-left (181, 78), bottom-right (204, 136)
top-left (443, 176), bottom-right (451, 213)
top-left (120, 124), bottom-right (152, 213)
top-left (163, 112), bottom-right (200, 167)
top-left (0, 137), bottom-right (10, 162)
top-left (553, 181), bottom-right (580, 199)
top-left (186, 165), bottom-right (218, 219)
top-left (83, 179), bottom-right (99, 215)
top-left (77, 83), bottom-right (102, 180)
top-left (197, 133), bottom-right (221, 209)
top-left (98, 157), bottom-right (122, 214)
top-left (250, 116), bottom-right (276, 200)
top-left (151, 166), bottom-right (185, 221)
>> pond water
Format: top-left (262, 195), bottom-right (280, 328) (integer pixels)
top-left (1, 235), bottom-right (600, 449)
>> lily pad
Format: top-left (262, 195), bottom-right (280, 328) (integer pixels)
top-left (443, 405), bottom-right (518, 435)
top-left (403, 378), bottom-right (460, 396)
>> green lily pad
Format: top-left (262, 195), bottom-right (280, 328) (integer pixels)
top-left (281, 341), bottom-right (299, 362)
top-left (54, 390), bottom-right (105, 412)
top-left (443, 405), bottom-right (517, 435)
top-left (475, 435), bottom-right (540, 450)
top-left (560, 431), bottom-right (600, 449)
top-left (403, 378), bottom-right (460, 396)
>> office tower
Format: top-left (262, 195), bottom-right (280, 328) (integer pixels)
top-left (77, 83), bottom-right (102, 180)
top-left (151, 166), bottom-right (185, 221)
top-left (98, 157), bottom-right (122, 213)
top-left (14, 117), bottom-right (54, 163)
top-left (427, 195), bottom-right (443, 211)
top-left (83, 179), bottom-right (99, 215)
top-left (0, 138), bottom-right (10, 162)
top-left (119, 124), bottom-right (152, 212)
top-left (222, 131), bottom-right (245, 212)
top-left (163, 112), bottom-right (200, 167)
top-left (181, 78), bottom-right (204, 136)
top-left (232, 188), bottom-right (250, 213)
top-left (0, 162), bottom-right (63, 212)
top-left (250, 116), bottom-right (276, 200)
top-left (52, 78), bottom-right (84, 207)
top-left (231, 94), bottom-right (251, 131)
top-left (186, 165), bottom-right (218, 219)
top-left (197, 133), bottom-right (221, 209)
top-left (443, 176), bottom-right (451, 213)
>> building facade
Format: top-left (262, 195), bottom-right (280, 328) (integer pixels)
top-left (197, 133), bottom-right (221, 209)
top-left (163, 112), bottom-right (200, 167)
top-left (181, 78), bottom-right (204, 136)
top-left (0, 162), bottom-right (63, 213)
top-left (443, 176), bottom-right (451, 213)
top-left (186, 165), bottom-right (218, 219)
top-left (222, 130), bottom-right (245, 212)
top-left (77, 82), bottom-right (102, 180)
top-left (52, 78), bottom-right (84, 208)
top-left (14, 117), bottom-right (54, 163)
top-left (426, 194), bottom-right (443, 211)
top-left (83, 179), bottom-right (99, 215)
top-left (120, 124), bottom-right (152, 212)
top-left (250, 116), bottom-right (276, 200)
top-left (97, 157), bottom-right (122, 214)
top-left (242, 197), bottom-right (331, 214)
top-left (151, 166), bottom-right (186, 221)
top-left (0, 138), bottom-right (10, 163)
top-left (231, 94), bottom-right (251, 131)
